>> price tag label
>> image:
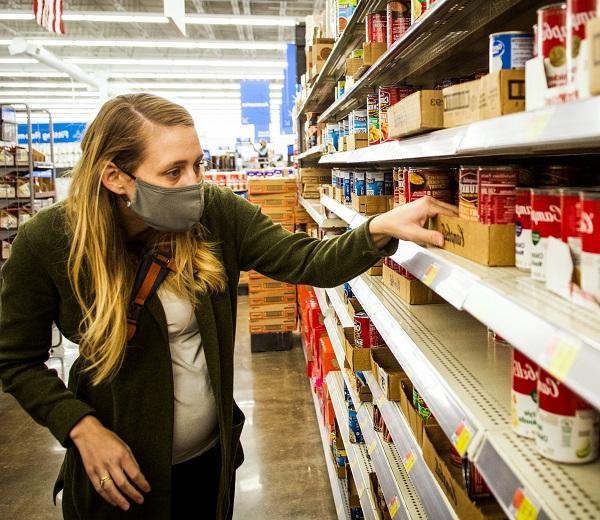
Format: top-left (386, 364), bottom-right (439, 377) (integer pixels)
top-left (544, 334), bottom-right (581, 380)
top-left (368, 440), bottom-right (377, 455)
top-left (423, 264), bottom-right (440, 287)
top-left (451, 420), bottom-right (472, 457)
top-left (403, 450), bottom-right (416, 473)
top-left (389, 496), bottom-right (400, 518)
top-left (510, 488), bottom-right (539, 520)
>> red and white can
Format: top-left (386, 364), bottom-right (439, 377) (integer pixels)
top-left (531, 188), bottom-right (562, 281)
top-left (580, 191), bottom-right (600, 303)
top-left (533, 24), bottom-right (539, 57)
top-left (354, 312), bottom-right (385, 348)
top-left (561, 187), bottom-right (584, 283)
top-left (536, 367), bottom-right (600, 463)
top-left (511, 349), bottom-right (539, 439)
top-left (567, 0), bottom-right (597, 84)
top-left (366, 11), bottom-right (387, 43)
top-left (515, 188), bottom-right (533, 271)
top-left (379, 86), bottom-right (400, 142)
top-left (458, 166), bottom-right (479, 221)
top-left (477, 166), bottom-right (517, 224)
top-left (387, 1), bottom-right (411, 48)
top-left (538, 3), bottom-right (568, 88)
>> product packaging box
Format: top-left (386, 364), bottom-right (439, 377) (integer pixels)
top-left (443, 79), bottom-right (481, 128)
top-left (342, 327), bottom-right (371, 372)
top-left (346, 297), bottom-right (363, 320)
top-left (362, 42), bottom-right (387, 66)
top-left (346, 134), bottom-right (368, 150)
top-left (370, 347), bottom-right (405, 401)
top-left (248, 177), bottom-right (297, 195)
top-left (249, 303), bottom-right (297, 321)
top-left (388, 90), bottom-right (444, 138)
top-left (432, 215), bottom-right (515, 267)
top-left (366, 259), bottom-right (383, 276)
top-left (351, 195), bottom-right (391, 215)
top-left (248, 278), bottom-right (296, 293)
top-left (479, 70), bottom-right (525, 120)
top-left (382, 265), bottom-right (444, 305)
top-left (248, 192), bottom-right (297, 207)
top-left (397, 378), bottom-right (434, 447)
top-left (345, 57), bottom-right (363, 77)
top-left (299, 167), bottom-right (332, 185)
top-left (249, 320), bottom-right (296, 335)
top-left (347, 464), bottom-right (361, 508)
top-left (312, 42), bottom-right (334, 69)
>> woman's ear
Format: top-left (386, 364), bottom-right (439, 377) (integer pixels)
top-left (101, 162), bottom-right (131, 197)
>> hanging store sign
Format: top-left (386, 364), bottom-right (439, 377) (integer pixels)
top-left (17, 122), bottom-right (87, 144)
top-left (240, 80), bottom-right (271, 142)
top-left (280, 43), bottom-right (297, 135)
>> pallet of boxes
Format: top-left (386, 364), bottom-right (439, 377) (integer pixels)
top-left (247, 176), bottom-right (299, 352)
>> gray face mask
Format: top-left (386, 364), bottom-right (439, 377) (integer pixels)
top-left (126, 177), bottom-right (205, 232)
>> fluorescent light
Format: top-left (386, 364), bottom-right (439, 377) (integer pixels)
top-left (186, 15), bottom-right (297, 27)
top-left (0, 71), bottom-right (284, 81)
top-left (0, 58), bottom-right (37, 64)
top-left (64, 13), bottom-right (169, 24)
top-left (0, 81), bottom-right (88, 89)
top-left (0, 13), bottom-right (34, 20)
top-left (64, 57), bottom-right (287, 68)
top-left (0, 91), bottom-right (101, 98)
top-left (0, 72), bottom-right (70, 78)
top-left (0, 81), bottom-right (282, 91)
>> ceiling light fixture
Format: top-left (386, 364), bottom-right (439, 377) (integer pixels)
top-left (64, 57), bottom-right (287, 68)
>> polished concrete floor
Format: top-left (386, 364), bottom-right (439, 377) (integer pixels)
top-left (0, 295), bottom-right (336, 519)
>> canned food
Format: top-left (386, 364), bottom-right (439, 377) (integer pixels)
top-left (538, 3), bottom-right (568, 88)
top-left (384, 171), bottom-right (394, 196)
top-left (367, 94), bottom-right (382, 145)
top-left (350, 109), bottom-right (368, 135)
top-left (353, 312), bottom-right (385, 348)
top-left (397, 166), bottom-right (407, 204)
top-left (539, 164), bottom-right (583, 186)
top-left (561, 187), bottom-right (584, 284)
top-left (343, 282), bottom-right (354, 299)
top-left (464, 462), bottom-right (492, 499)
top-left (411, 0), bottom-right (427, 24)
top-left (533, 24), bottom-right (539, 57)
top-left (477, 166), bottom-right (517, 224)
top-left (458, 166), bottom-right (479, 221)
top-left (489, 31), bottom-right (534, 72)
top-left (536, 367), bottom-right (600, 463)
top-left (366, 11), bottom-right (387, 43)
top-left (515, 188), bottom-right (533, 270)
top-left (531, 188), bottom-right (562, 281)
top-left (567, 0), bottom-right (597, 83)
top-left (379, 86), bottom-right (400, 142)
top-left (354, 170), bottom-right (367, 196)
top-left (580, 191), bottom-right (600, 303)
top-left (387, 1), bottom-right (411, 48)
top-left (511, 349), bottom-right (539, 439)
top-left (405, 167), bottom-right (452, 203)
top-left (367, 171), bottom-right (385, 196)
top-left (343, 170), bottom-right (352, 204)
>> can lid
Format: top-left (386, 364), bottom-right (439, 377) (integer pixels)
top-left (582, 190), bottom-right (600, 200)
top-left (478, 165), bottom-right (516, 171)
top-left (532, 187), bottom-right (561, 194)
top-left (489, 31), bottom-right (533, 37)
top-left (537, 3), bottom-right (567, 13)
top-left (515, 186), bottom-right (532, 192)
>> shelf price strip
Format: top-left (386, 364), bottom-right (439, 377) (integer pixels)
top-left (451, 420), bottom-right (472, 457)
top-left (402, 450), bottom-right (416, 474)
top-left (389, 496), bottom-right (400, 518)
top-left (422, 263), bottom-right (440, 287)
top-left (542, 333), bottom-right (581, 381)
top-left (509, 488), bottom-right (539, 520)
top-left (368, 439), bottom-right (377, 456)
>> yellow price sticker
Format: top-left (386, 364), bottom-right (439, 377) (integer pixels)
top-left (403, 450), bottom-right (416, 473)
top-left (368, 440), bottom-right (377, 455)
top-left (423, 264), bottom-right (440, 287)
top-left (511, 488), bottom-right (539, 520)
top-left (545, 334), bottom-right (581, 380)
top-left (389, 496), bottom-right (400, 518)
top-left (452, 421), bottom-right (472, 457)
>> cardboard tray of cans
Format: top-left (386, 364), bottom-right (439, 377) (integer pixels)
top-left (388, 90), bottom-right (445, 139)
top-left (382, 264), bottom-right (444, 305)
top-left (351, 195), bottom-right (391, 216)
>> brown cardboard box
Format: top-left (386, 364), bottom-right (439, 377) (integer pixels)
top-left (422, 425), bottom-right (505, 520)
top-left (370, 348), bottom-right (405, 401)
top-left (589, 17), bottom-right (600, 95)
top-left (367, 259), bottom-right (384, 276)
top-left (443, 80), bottom-right (481, 128)
top-left (342, 327), bottom-right (371, 372)
top-left (248, 278), bottom-right (296, 293)
top-left (346, 134), bottom-right (368, 151)
top-left (382, 265), bottom-right (444, 305)
top-left (347, 465), bottom-right (361, 508)
top-left (398, 378), bottom-right (432, 447)
top-left (248, 192), bottom-right (297, 207)
top-left (345, 57), bottom-right (363, 77)
top-left (347, 369), bottom-right (372, 402)
top-left (432, 215), bottom-right (515, 267)
top-left (250, 321), bottom-right (296, 335)
top-left (294, 206), bottom-right (311, 225)
top-left (351, 195), bottom-right (391, 215)
top-left (312, 42), bottom-right (334, 64)
top-left (249, 290), bottom-right (297, 306)
top-left (479, 70), bottom-right (525, 120)
top-left (299, 167), bottom-right (331, 185)
top-left (334, 187), bottom-right (344, 203)
top-left (249, 303), bottom-right (297, 321)
top-left (338, 136), bottom-right (347, 152)
top-left (388, 90), bottom-right (444, 138)
top-left (362, 42), bottom-right (387, 66)
top-left (346, 297), bottom-right (363, 320)
top-left (248, 178), bottom-right (297, 195)
top-left (258, 207), bottom-right (295, 222)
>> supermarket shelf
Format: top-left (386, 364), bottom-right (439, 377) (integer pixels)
top-left (327, 371), bottom-right (381, 520)
top-left (297, 145), bottom-right (324, 162)
top-left (364, 371), bottom-right (457, 520)
top-left (0, 192), bottom-right (56, 201)
top-left (298, 195), bottom-right (347, 228)
top-left (0, 162), bottom-right (55, 177)
top-left (319, 97), bottom-right (600, 165)
top-left (0, 228), bottom-right (18, 241)
top-left (321, 194), bottom-right (600, 412)
top-left (314, 287), bottom-right (330, 319)
top-left (348, 273), bottom-right (600, 520)
top-left (325, 286), bottom-right (353, 328)
top-left (309, 383), bottom-right (352, 520)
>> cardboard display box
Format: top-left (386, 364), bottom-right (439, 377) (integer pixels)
top-left (479, 70), bottom-right (525, 120)
top-left (249, 321), bottom-right (296, 335)
top-left (334, 186), bottom-right (344, 203)
top-left (362, 42), bottom-right (387, 66)
top-left (248, 192), bottom-right (297, 207)
top-left (432, 215), bottom-right (515, 267)
top-left (346, 297), bottom-right (363, 320)
top-left (256, 207), bottom-right (295, 223)
top-left (370, 347), bottom-right (405, 401)
top-left (347, 465), bottom-right (361, 508)
top-left (338, 136), bottom-right (347, 152)
top-left (345, 57), bottom-right (363, 77)
top-left (249, 290), bottom-right (296, 306)
top-left (346, 134), bottom-right (368, 150)
top-left (443, 79), bottom-right (481, 128)
top-left (367, 259), bottom-right (383, 276)
top-left (422, 425), bottom-right (505, 520)
top-left (248, 279), bottom-right (296, 293)
top-left (299, 167), bottom-right (332, 185)
top-left (249, 303), bottom-right (297, 321)
top-left (351, 195), bottom-right (391, 216)
top-left (388, 90), bottom-right (444, 138)
top-left (248, 178), bottom-right (297, 195)
top-left (589, 17), bottom-right (600, 95)
top-left (398, 378), bottom-right (433, 447)
top-left (382, 264), bottom-right (444, 305)
top-left (342, 326), bottom-right (371, 372)
top-left (347, 369), bottom-right (372, 402)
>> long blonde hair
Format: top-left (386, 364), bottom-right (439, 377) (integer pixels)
top-left (66, 93), bottom-right (226, 385)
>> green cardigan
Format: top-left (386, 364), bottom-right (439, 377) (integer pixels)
top-left (0, 183), bottom-right (397, 519)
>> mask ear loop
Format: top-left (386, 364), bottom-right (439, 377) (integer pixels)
top-left (118, 166), bottom-right (137, 207)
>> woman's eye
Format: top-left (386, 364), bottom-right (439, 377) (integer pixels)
top-left (165, 169), bottom-right (181, 178)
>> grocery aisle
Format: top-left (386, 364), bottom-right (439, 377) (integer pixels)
top-left (0, 295), bottom-right (335, 519)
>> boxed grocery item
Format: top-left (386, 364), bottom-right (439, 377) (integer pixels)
top-left (347, 464), bottom-right (361, 508)
top-left (346, 296), bottom-right (364, 319)
top-left (249, 319), bottom-right (296, 335)
top-left (347, 370), bottom-right (372, 402)
top-left (342, 326), bottom-right (371, 372)
top-left (0, 179), bottom-right (16, 198)
top-left (362, 42), bottom-right (387, 66)
top-left (0, 210), bottom-right (18, 229)
top-left (323, 381), bottom-right (336, 431)
top-left (398, 378), bottom-right (436, 447)
top-left (257, 207), bottom-right (295, 223)
top-left (248, 278), bottom-right (296, 293)
top-left (249, 289), bottom-right (296, 306)
top-left (249, 303), bottom-right (297, 321)
top-left (299, 167), bottom-right (332, 185)
top-left (370, 347), bottom-right (405, 401)
top-left (351, 194), bottom-right (390, 215)
top-left (345, 57), bottom-right (363, 77)
top-left (432, 215), bottom-right (515, 267)
top-left (248, 192), bottom-right (297, 207)
top-left (422, 425), bottom-right (505, 520)
top-left (0, 147), bottom-right (13, 166)
top-left (12, 145), bottom-right (46, 165)
top-left (366, 259), bottom-right (383, 276)
top-left (479, 70), bottom-right (525, 120)
top-left (382, 264), bottom-right (444, 305)
top-left (443, 79), bottom-right (481, 128)
top-left (294, 206), bottom-right (311, 225)
top-left (248, 177), bottom-right (297, 195)
top-left (346, 134), bottom-right (368, 150)
top-left (338, 136), bottom-right (347, 152)
top-left (311, 41), bottom-right (334, 68)
top-left (388, 90), bottom-right (445, 138)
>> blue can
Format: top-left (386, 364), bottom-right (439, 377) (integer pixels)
top-left (366, 171), bottom-right (384, 196)
top-left (343, 171), bottom-right (352, 203)
top-left (384, 170), bottom-right (394, 196)
top-left (354, 170), bottom-right (366, 196)
top-left (343, 282), bottom-right (354, 299)
top-left (489, 31), bottom-right (533, 72)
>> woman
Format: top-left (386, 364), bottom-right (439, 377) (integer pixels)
top-left (0, 94), bottom-right (455, 519)
top-left (254, 138), bottom-right (270, 168)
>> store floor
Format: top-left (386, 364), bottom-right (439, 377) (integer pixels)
top-left (0, 294), bottom-right (336, 519)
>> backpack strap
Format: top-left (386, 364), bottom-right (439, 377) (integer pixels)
top-left (127, 246), bottom-right (176, 342)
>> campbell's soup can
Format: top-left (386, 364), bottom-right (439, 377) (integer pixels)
top-left (406, 167), bottom-right (452, 203)
top-left (561, 188), bottom-right (584, 284)
top-left (353, 312), bottom-right (385, 348)
top-left (458, 166), bottom-right (479, 221)
top-left (366, 11), bottom-right (387, 43)
top-left (536, 367), bottom-right (600, 463)
top-left (511, 349), bottom-right (539, 439)
top-left (538, 3), bottom-right (568, 88)
top-left (515, 188), bottom-right (533, 270)
top-left (411, 0), bottom-right (427, 24)
top-left (489, 31), bottom-right (534, 72)
top-left (531, 188), bottom-right (562, 281)
top-left (477, 166), bottom-right (517, 224)
top-left (464, 462), bottom-right (492, 500)
top-left (567, 0), bottom-right (597, 83)
top-left (580, 191), bottom-right (600, 302)
top-left (379, 86), bottom-right (400, 142)
top-left (367, 94), bottom-right (381, 145)
top-left (367, 170), bottom-right (385, 196)
top-left (387, 1), bottom-right (411, 48)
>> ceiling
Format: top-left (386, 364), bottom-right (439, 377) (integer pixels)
top-left (0, 0), bottom-right (323, 128)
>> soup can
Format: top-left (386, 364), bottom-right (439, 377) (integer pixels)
top-left (387, 0), bottom-right (411, 48)
top-left (538, 3), bottom-right (568, 87)
top-left (531, 188), bottom-right (562, 282)
top-left (366, 11), bottom-right (387, 43)
top-left (515, 188), bottom-right (533, 270)
top-left (566, 0), bottom-right (597, 83)
top-left (489, 31), bottom-right (534, 72)
top-left (511, 348), bottom-right (539, 439)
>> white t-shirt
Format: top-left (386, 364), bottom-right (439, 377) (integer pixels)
top-left (158, 288), bottom-right (219, 465)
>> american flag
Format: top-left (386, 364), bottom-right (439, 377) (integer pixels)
top-left (33, 0), bottom-right (65, 34)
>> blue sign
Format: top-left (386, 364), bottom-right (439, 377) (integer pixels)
top-left (280, 43), bottom-right (297, 135)
top-left (17, 122), bottom-right (87, 144)
top-left (240, 80), bottom-right (270, 142)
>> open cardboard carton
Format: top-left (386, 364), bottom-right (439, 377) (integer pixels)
top-left (370, 347), bottom-right (405, 401)
top-left (346, 134), bottom-right (368, 150)
top-left (422, 424), bottom-right (505, 520)
top-left (367, 259), bottom-right (384, 276)
top-left (397, 378), bottom-right (437, 447)
top-left (248, 177), bottom-right (297, 195)
top-left (443, 79), bottom-right (481, 128)
top-left (346, 296), bottom-right (364, 320)
top-left (351, 194), bottom-right (391, 216)
top-left (249, 302), bottom-right (297, 321)
top-left (347, 464), bottom-right (361, 508)
top-left (342, 326), bottom-right (387, 372)
top-left (432, 215), bottom-right (515, 267)
top-left (382, 264), bottom-right (445, 305)
top-left (299, 167), bottom-right (332, 185)
top-left (589, 17), bottom-right (600, 96)
top-left (388, 90), bottom-right (444, 138)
